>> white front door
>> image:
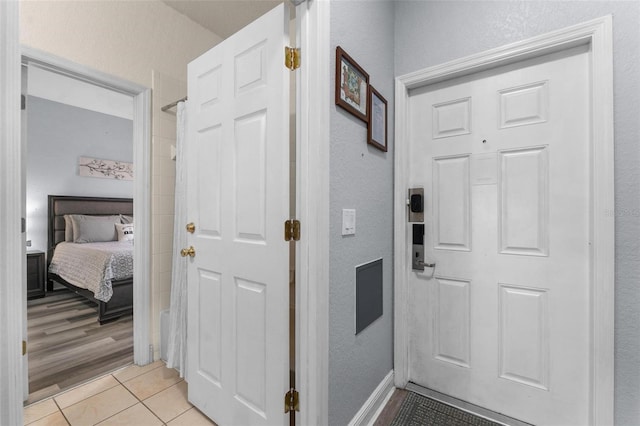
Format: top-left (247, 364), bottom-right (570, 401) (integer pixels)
top-left (186, 3), bottom-right (290, 426)
top-left (407, 45), bottom-right (591, 425)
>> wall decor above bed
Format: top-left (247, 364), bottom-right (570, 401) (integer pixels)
top-left (78, 156), bottom-right (133, 180)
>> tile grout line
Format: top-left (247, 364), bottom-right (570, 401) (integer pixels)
top-left (112, 361), bottom-right (165, 387)
top-left (113, 372), bottom-right (173, 426)
top-left (87, 379), bottom-right (139, 426)
top-left (25, 362), bottom-right (169, 426)
top-left (140, 380), bottom-right (191, 425)
top-left (52, 396), bottom-right (71, 426)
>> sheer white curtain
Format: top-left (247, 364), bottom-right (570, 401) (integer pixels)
top-left (166, 101), bottom-right (188, 376)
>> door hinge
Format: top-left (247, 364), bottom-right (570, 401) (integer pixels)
top-left (285, 47), bottom-right (300, 71)
top-left (284, 219), bottom-right (300, 242)
top-left (284, 388), bottom-right (299, 413)
top-left (21, 94), bottom-right (26, 110)
top-left (22, 340), bottom-right (27, 356)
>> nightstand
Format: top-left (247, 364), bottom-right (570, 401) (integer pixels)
top-left (27, 250), bottom-right (45, 300)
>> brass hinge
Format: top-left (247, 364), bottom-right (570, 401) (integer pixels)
top-left (284, 388), bottom-right (299, 413)
top-left (285, 47), bottom-right (300, 71)
top-left (22, 340), bottom-right (27, 356)
top-left (284, 219), bottom-right (300, 242)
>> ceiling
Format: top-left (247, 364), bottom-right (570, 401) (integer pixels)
top-left (163, 0), bottom-right (283, 39)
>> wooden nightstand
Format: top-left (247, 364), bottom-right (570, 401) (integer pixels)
top-left (27, 250), bottom-right (45, 300)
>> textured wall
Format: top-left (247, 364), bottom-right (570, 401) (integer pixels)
top-left (26, 96), bottom-right (133, 252)
top-left (394, 1), bottom-right (640, 424)
top-left (20, 0), bottom-right (222, 360)
top-left (20, 1), bottom-right (221, 87)
top-left (330, 1), bottom-right (395, 425)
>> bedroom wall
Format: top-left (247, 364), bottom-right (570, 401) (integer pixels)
top-left (20, 0), bottom-right (222, 360)
top-left (329, 1), bottom-right (395, 425)
top-left (394, 1), bottom-right (640, 424)
top-left (26, 96), bottom-right (133, 252)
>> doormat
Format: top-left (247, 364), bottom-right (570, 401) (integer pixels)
top-left (390, 392), bottom-right (502, 426)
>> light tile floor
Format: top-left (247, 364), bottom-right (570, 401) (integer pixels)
top-left (24, 361), bottom-right (217, 426)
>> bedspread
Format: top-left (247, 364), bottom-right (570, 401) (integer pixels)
top-left (48, 241), bottom-right (133, 302)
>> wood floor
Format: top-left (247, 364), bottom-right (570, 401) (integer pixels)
top-left (374, 389), bottom-right (408, 426)
top-left (26, 291), bottom-right (133, 404)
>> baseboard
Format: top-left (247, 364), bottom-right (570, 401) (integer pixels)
top-left (348, 370), bottom-right (395, 426)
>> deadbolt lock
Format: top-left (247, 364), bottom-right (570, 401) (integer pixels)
top-left (186, 222), bottom-right (195, 233)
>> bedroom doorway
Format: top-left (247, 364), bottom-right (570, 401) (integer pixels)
top-left (20, 49), bottom-right (152, 403)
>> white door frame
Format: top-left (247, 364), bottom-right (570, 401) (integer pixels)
top-left (0, 39), bottom-right (152, 424)
top-left (393, 16), bottom-right (614, 425)
top-left (20, 47), bottom-right (153, 369)
top-left (295, 0), bottom-right (330, 424)
top-left (0, 1), bottom-right (24, 424)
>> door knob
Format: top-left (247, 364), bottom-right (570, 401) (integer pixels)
top-left (186, 222), bottom-right (195, 233)
top-left (180, 246), bottom-right (196, 257)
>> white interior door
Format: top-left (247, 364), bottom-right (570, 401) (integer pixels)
top-left (407, 45), bottom-right (591, 425)
top-left (186, 4), bottom-right (290, 426)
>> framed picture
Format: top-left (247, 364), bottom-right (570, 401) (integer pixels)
top-left (367, 86), bottom-right (387, 152)
top-left (335, 46), bottom-right (369, 122)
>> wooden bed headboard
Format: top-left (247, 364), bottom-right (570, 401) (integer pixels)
top-left (47, 195), bottom-right (133, 255)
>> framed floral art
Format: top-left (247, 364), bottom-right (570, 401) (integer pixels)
top-left (335, 46), bottom-right (369, 122)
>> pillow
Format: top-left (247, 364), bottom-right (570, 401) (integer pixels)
top-left (70, 214), bottom-right (120, 243)
top-left (64, 215), bottom-right (74, 242)
top-left (115, 222), bottom-right (134, 242)
top-left (120, 214), bottom-right (134, 224)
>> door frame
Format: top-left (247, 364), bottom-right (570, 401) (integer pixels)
top-left (0, 1), bottom-right (23, 423)
top-left (393, 16), bottom-right (614, 425)
top-left (20, 47), bottom-right (153, 369)
top-left (0, 37), bottom-right (152, 424)
top-left (295, 1), bottom-right (330, 424)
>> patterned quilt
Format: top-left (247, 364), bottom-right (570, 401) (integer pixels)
top-left (48, 241), bottom-right (134, 302)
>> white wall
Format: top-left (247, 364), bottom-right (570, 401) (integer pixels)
top-left (20, 0), bottom-right (222, 360)
top-left (329, 1), bottom-right (395, 424)
top-left (26, 96), bottom-right (133, 252)
top-left (394, 1), bottom-right (640, 424)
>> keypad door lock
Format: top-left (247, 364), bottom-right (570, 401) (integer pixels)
top-left (408, 188), bottom-right (424, 222)
top-left (412, 224), bottom-right (435, 271)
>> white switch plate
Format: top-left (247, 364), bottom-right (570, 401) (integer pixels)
top-left (342, 209), bottom-right (356, 235)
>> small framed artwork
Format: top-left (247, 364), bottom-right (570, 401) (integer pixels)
top-left (335, 46), bottom-right (369, 122)
top-left (367, 86), bottom-right (387, 152)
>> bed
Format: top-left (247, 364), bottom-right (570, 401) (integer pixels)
top-left (47, 195), bottom-right (134, 324)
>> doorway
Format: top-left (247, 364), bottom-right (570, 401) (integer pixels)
top-left (394, 17), bottom-right (614, 425)
top-left (22, 62), bottom-right (137, 403)
top-left (20, 48), bottom-right (152, 401)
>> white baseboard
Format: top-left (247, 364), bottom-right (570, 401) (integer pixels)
top-left (348, 370), bottom-right (395, 426)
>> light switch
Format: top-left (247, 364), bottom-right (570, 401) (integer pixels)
top-left (342, 209), bottom-right (356, 235)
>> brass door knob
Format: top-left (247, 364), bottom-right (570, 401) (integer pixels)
top-left (180, 246), bottom-right (196, 257)
top-left (186, 223), bottom-right (195, 233)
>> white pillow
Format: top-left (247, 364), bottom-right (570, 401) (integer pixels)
top-left (70, 214), bottom-right (120, 243)
top-left (64, 215), bottom-right (74, 242)
top-left (115, 222), bottom-right (134, 242)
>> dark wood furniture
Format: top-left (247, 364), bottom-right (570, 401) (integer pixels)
top-left (47, 195), bottom-right (134, 324)
top-left (27, 250), bottom-right (46, 300)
